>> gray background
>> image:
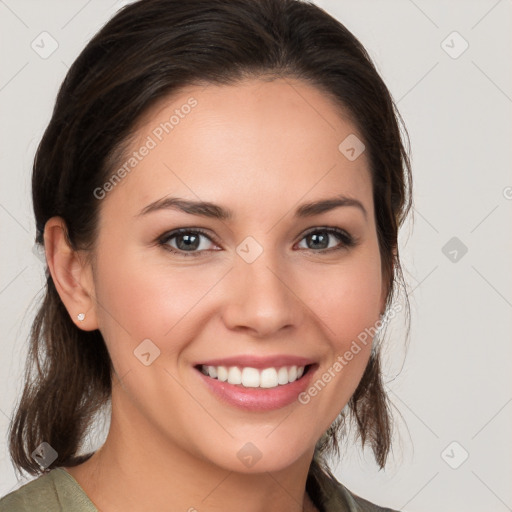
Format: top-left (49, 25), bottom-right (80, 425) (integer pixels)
top-left (1, 1), bottom-right (511, 510)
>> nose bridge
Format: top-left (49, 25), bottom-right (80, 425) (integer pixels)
top-left (222, 237), bottom-right (300, 336)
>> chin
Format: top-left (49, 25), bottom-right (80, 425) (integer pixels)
top-left (199, 434), bottom-right (315, 474)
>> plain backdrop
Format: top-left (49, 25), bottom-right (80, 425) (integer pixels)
top-left (1, 1), bottom-right (511, 511)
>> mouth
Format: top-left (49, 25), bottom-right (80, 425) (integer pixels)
top-left (194, 357), bottom-right (319, 411)
top-left (194, 363), bottom-right (315, 389)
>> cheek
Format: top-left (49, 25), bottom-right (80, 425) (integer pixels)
top-left (92, 247), bottom-right (223, 366)
top-left (304, 253), bottom-right (383, 346)
top-left (92, 229), bottom-right (382, 377)
top-left (299, 250), bottom-right (382, 403)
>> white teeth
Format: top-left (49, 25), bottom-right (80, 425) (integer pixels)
top-left (277, 367), bottom-right (289, 385)
top-left (241, 367), bottom-right (260, 388)
top-left (200, 364), bottom-right (307, 389)
top-left (260, 368), bottom-right (278, 388)
top-left (217, 366), bottom-right (228, 382)
top-left (228, 366), bottom-right (242, 385)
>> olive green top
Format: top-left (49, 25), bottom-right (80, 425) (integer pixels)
top-left (0, 458), bottom-right (399, 511)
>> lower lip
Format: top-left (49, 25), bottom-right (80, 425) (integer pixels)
top-left (195, 365), bottom-right (317, 411)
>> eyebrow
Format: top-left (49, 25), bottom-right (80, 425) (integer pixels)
top-left (136, 194), bottom-right (367, 221)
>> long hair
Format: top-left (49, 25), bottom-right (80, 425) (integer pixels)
top-left (9, 0), bottom-right (412, 477)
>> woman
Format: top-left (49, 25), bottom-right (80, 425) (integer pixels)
top-left (1, 0), bottom-right (412, 510)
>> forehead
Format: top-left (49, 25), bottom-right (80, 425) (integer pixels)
top-left (98, 77), bottom-right (372, 224)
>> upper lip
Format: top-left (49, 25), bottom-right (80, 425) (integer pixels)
top-left (195, 355), bottom-right (316, 370)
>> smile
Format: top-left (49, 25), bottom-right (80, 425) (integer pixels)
top-left (194, 359), bottom-right (317, 411)
top-left (197, 364), bottom-right (309, 389)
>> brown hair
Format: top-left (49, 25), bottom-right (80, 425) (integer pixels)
top-left (9, 0), bottom-right (412, 477)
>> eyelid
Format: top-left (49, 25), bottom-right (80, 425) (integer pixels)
top-left (299, 225), bottom-right (354, 242)
top-left (157, 228), bottom-right (220, 254)
top-left (157, 225), bottom-right (357, 257)
top-left (296, 226), bottom-right (356, 251)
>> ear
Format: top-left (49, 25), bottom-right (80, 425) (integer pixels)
top-left (44, 216), bottom-right (99, 331)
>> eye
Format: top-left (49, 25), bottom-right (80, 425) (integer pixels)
top-left (158, 228), bottom-right (219, 257)
top-left (296, 227), bottom-right (356, 253)
top-left (157, 226), bottom-right (356, 258)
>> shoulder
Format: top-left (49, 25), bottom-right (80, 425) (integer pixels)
top-left (0, 468), bottom-right (97, 512)
top-left (0, 470), bottom-right (59, 512)
top-left (308, 457), bottom-right (400, 512)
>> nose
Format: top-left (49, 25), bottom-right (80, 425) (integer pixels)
top-left (220, 247), bottom-right (303, 338)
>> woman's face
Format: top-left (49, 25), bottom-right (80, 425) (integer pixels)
top-left (86, 77), bottom-right (386, 472)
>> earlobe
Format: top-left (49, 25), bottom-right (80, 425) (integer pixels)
top-left (43, 216), bottom-right (99, 332)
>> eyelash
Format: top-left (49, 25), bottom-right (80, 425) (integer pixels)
top-left (157, 227), bottom-right (357, 258)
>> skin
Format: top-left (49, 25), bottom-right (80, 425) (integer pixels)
top-left (45, 77), bottom-right (387, 512)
